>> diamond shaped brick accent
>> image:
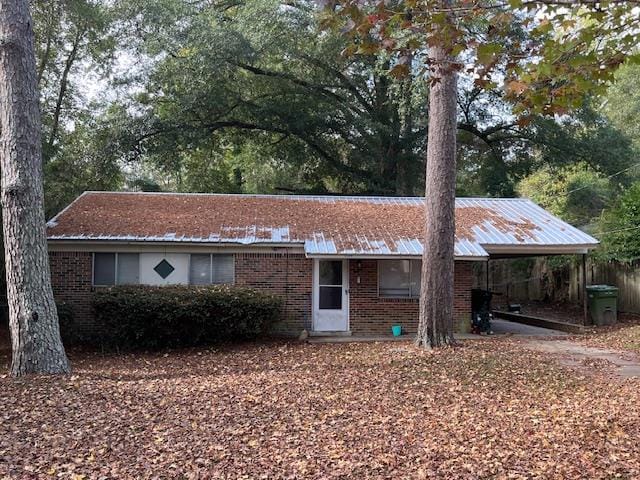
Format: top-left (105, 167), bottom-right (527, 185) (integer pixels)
top-left (154, 259), bottom-right (175, 279)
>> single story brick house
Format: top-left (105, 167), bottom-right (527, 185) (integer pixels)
top-left (46, 192), bottom-right (598, 338)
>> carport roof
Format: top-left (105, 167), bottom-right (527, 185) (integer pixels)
top-left (46, 192), bottom-right (599, 259)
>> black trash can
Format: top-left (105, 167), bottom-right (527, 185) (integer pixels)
top-left (471, 289), bottom-right (493, 334)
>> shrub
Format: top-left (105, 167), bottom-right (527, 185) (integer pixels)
top-left (56, 301), bottom-right (85, 345)
top-left (92, 285), bottom-right (282, 350)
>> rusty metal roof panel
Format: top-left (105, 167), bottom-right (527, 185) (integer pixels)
top-left (454, 197), bottom-right (598, 247)
top-left (46, 192), bottom-right (598, 259)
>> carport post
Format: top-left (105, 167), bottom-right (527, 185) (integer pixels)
top-left (486, 258), bottom-right (490, 290)
top-left (582, 254), bottom-right (588, 326)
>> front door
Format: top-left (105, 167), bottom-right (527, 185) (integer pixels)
top-left (313, 259), bottom-right (349, 332)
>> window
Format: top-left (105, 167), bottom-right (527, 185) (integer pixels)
top-left (93, 253), bottom-right (233, 286)
top-left (117, 253), bottom-right (140, 284)
top-left (378, 259), bottom-right (421, 298)
top-left (189, 254), bottom-right (211, 285)
top-left (212, 255), bottom-right (234, 284)
top-left (189, 254), bottom-right (234, 285)
top-left (318, 260), bottom-right (343, 310)
top-left (94, 253), bottom-right (116, 286)
top-left (93, 253), bottom-right (140, 286)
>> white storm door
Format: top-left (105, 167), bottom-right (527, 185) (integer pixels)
top-left (313, 259), bottom-right (349, 332)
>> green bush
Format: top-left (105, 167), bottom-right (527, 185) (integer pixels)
top-left (56, 301), bottom-right (84, 345)
top-left (92, 285), bottom-right (282, 349)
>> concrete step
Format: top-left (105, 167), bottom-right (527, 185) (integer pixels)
top-left (308, 330), bottom-right (352, 337)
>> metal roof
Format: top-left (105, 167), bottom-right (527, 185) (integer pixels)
top-left (453, 197), bottom-right (597, 247)
top-left (46, 192), bottom-right (599, 260)
top-left (303, 233), bottom-right (489, 258)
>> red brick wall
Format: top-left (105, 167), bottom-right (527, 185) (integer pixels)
top-left (348, 260), bottom-right (473, 336)
top-left (49, 251), bottom-right (96, 334)
top-left (453, 262), bottom-right (473, 333)
top-left (235, 252), bottom-right (313, 335)
top-left (48, 250), bottom-right (314, 337)
top-left (48, 250), bottom-right (473, 338)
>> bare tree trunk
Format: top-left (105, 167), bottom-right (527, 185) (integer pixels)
top-left (0, 0), bottom-right (70, 375)
top-left (47, 27), bottom-right (83, 151)
top-left (36, 1), bottom-right (60, 86)
top-left (416, 42), bottom-right (458, 348)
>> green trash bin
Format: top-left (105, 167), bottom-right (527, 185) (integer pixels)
top-left (586, 285), bottom-right (618, 326)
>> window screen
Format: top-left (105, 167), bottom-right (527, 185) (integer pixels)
top-left (319, 286), bottom-right (342, 309)
top-left (117, 253), bottom-right (140, 285)
top-left (409, 260), bottom-right (421, 297)
top-left (379, 260), bottom-right (410, 297)
top-left (189, 254), bottom-right (234, 285)
top-left (94, 253), bottom-right (116, 286)
top-left (212, 255), bottom-right (234, 284)
top-left (190, 254), bottom-right (211, 285)
top-left (93, 253), bottom-right (140, 286)
top-left (319, 260), bottom-right (342, 286)
top-left (378, 259), bottom-right (421, 298)
top-left (318, 260), bottom-right (343, 310)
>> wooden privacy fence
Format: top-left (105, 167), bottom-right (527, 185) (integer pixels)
top-left (577, 260), bottom-right (640, 314)
top-left (472, 258), bottom-right (640, 314)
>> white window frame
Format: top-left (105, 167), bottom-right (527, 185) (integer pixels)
top-left (92, 252), bottom-right (140, 286)
top-left (377, 259), bottom-right (421, 299)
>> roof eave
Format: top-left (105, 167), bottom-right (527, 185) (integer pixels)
top-left (303, 252), bottom-right (488, 261)
top-left (46, 237), bottom-right (303, 248)
top-left (483, 243), bottom-right (599, 256)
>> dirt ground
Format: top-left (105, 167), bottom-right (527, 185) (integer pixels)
top-left (1, 335), bottom-right (640, 479)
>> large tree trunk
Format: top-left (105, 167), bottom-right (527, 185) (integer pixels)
top-left (0, 0), bottom-right (70, 375)
top-left (416, 43), bottom-right (458, 348)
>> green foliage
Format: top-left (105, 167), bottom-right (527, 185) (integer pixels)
top-left (105, 0), bottom-right (596, 198)
top-left (455, 85), bottom-right (529, 197)
top-left (597, 182), bottom-right (640, 262)
top-left (44, 112), bottom-right (124, 217)
top-left (129, 178), bottom-right (163, 192)
top-left (32, 0), bottom-right (122, 217)
top-left (532, 104), bottom-right (636, 180)
top-left (113, 0), bottom-right (431, 195)
top-left (548, 255), bottom-right (576, 271)
top-left (517, 163), bottom-right (611, 227)
top-left (92, 285), bottom-right (283, 350)
top-left (323, 1), bottom-right (640, 117)
top-left (603, 63), bottom-right (640, 152)
top-left (28, 0), bottom-right (640, 216)
top-left (33, 0), bottom-right (117, 156)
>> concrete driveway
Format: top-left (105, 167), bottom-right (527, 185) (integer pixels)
top-left (490, 318), bottom-right (568, 336)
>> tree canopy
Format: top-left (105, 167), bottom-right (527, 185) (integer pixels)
top-left (517, 163), bottom-right (612, 228)
top-left (598, 182), bottom-right (640, 263)
top-left (26, 0), bottom-right (640, 265)
top-left (603, 62), bottom-right (640, 152)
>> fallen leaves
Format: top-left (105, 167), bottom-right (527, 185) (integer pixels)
top-left (0, 339), bottom-right (639, 478)
top-left (581, 322), bottom-right (640, 354)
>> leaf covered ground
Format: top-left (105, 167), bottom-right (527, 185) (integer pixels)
top-left (580, 322), bottom-right (640, 354)
top-left (1, 339), bottom-right (639, 479)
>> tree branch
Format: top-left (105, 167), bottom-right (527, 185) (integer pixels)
top-left (47, 27), bottom-right (84, 151)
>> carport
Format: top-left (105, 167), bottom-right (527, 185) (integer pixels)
top-left (479, 251), bottom-right (595, 332)
top-left (457, 197), bottom-right (600, 332)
